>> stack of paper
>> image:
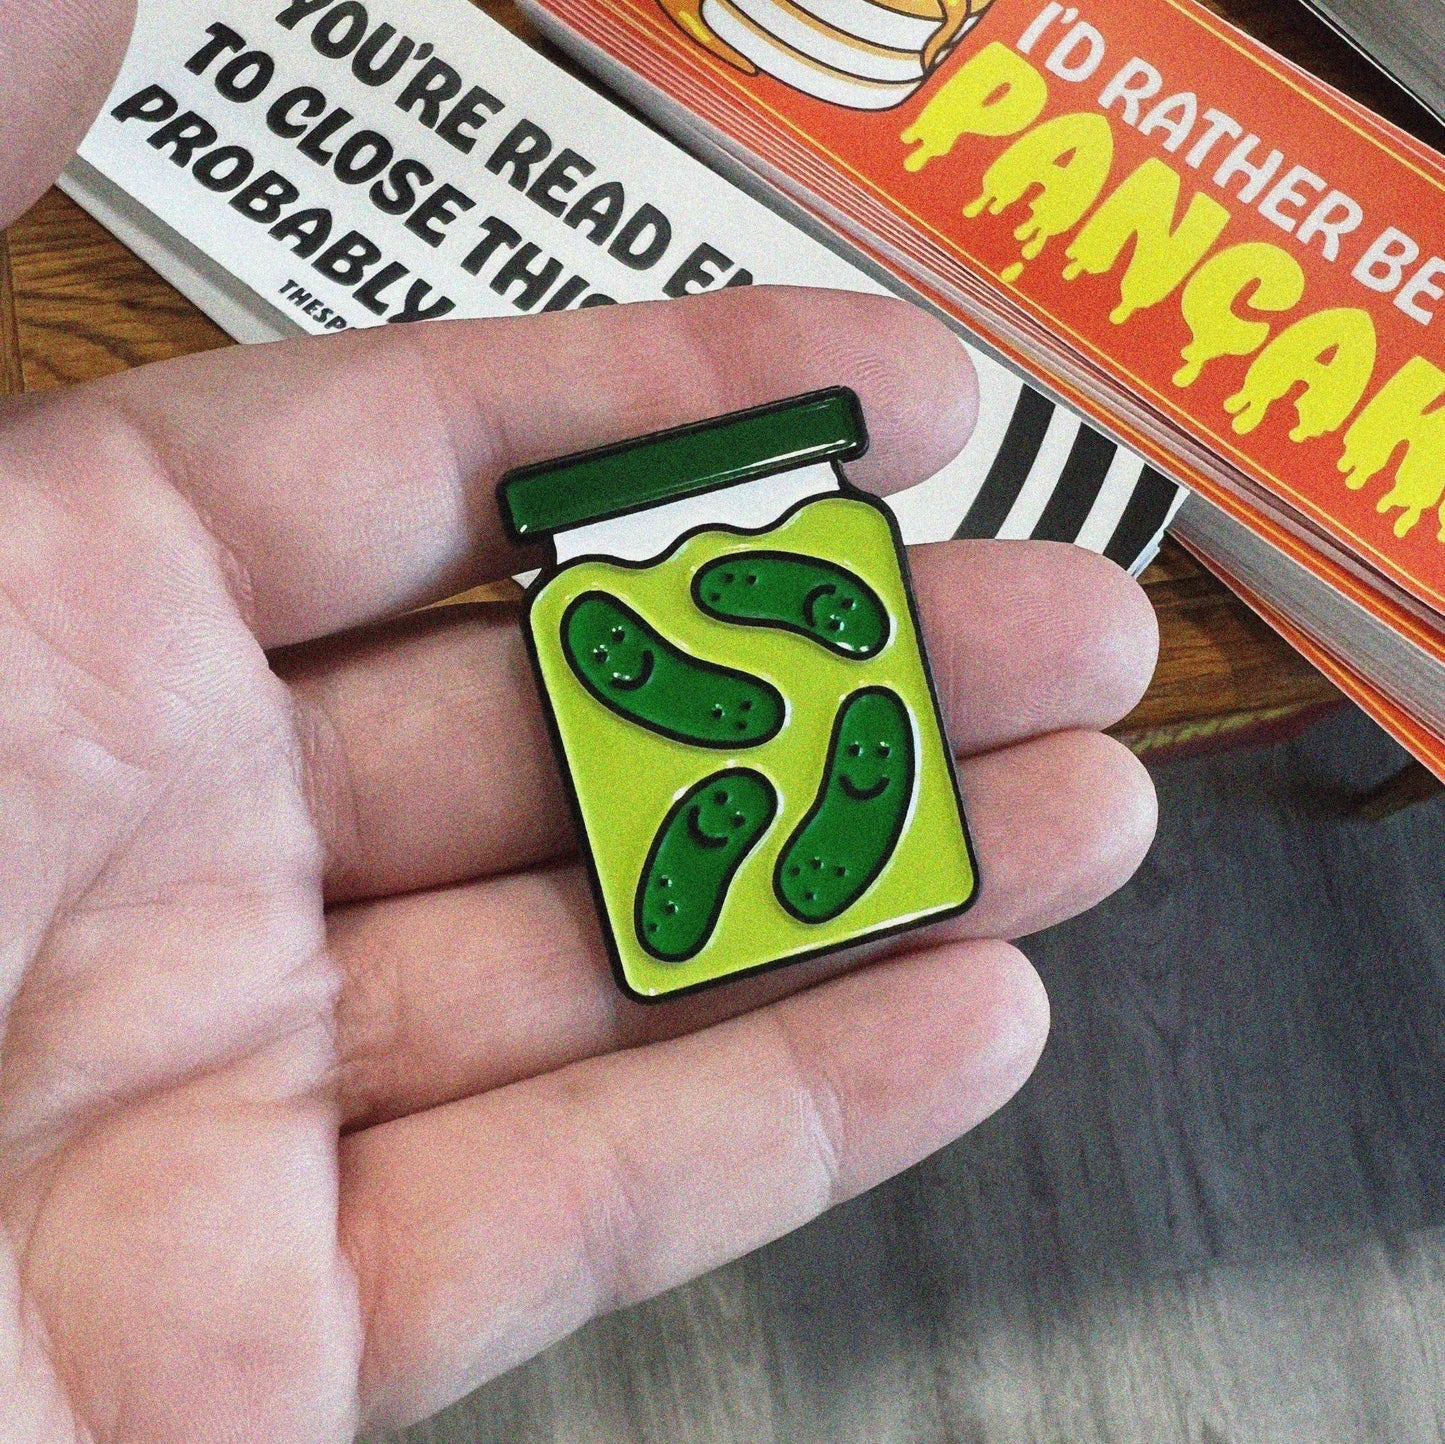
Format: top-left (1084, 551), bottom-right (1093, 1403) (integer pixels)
top-left (512, 0), bottom-right (1445, 775)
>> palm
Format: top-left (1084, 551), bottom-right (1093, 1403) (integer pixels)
top-left (0, 9), bottom-right (1159, 1440)
top-left (0, 372), bottom-right (362, 1438)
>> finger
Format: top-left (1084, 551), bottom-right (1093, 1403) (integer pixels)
top-left (281, 542), bottom-right (1156, 901)
top-left (56, 287), bottom-right (976, 648)
top-left (0, 1), bottom-right (135, 225)
top-left (341, 937), bottom-right (1048, 1429)
top-left (331, 729), bottom-right (1152, 1129)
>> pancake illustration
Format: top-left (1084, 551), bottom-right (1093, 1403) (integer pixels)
top-left (658, 0), bottom-right (995, 109)
top-left (656, 0), bottom-right (759, 71)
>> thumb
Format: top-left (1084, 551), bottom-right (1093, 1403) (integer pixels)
top-left (0, 0), bottom-right (137, 226)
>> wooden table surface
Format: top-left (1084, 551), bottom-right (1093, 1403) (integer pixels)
top-left (4, 0), bottom-right (1410, 761)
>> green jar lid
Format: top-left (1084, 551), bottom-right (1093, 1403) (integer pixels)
top-left (499, 387), bottom-right (868, 541)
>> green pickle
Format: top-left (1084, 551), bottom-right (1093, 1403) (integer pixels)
top-left (562, 591), bottom-right (784, 747)
top-left (693, 551), bottom-right (889, 658)
top-left (505, 389), bottom-right (977, 1001)
top-left (775, 688), bottom-right (916, 922)
top-left (636, 769), bottom-right (778, 961)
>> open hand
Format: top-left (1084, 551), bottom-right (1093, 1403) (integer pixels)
top-left (0, 6), bottom-right (1158, 1437)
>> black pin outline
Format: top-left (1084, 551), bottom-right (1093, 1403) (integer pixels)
top-left (510, 391), bottom-right (980, 1005)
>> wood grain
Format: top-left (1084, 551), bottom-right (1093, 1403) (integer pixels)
top-left (1117, 540), bottom-right (1341, 751)
top-left (6, 187), bottom-right (229, 390)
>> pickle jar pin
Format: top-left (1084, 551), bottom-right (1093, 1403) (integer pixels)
top-left (499, 388), bottom-right (978, 1001)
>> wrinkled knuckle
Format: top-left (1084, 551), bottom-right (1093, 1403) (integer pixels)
top-left (333, 923), bottom-right (409, 1132)
top-left (798, 1072), bottom-right (848, 1211)
top-left (651, 301), bottom-right (735, 422)
top-left (771, 1013), bottom-right (849, 1211)
top-left (286, 688), bottom-right (362, 892)
top-left (95, 393), bottom-right (266, 633)
top-left (562, 1087), bottom-right (649, 1315)
top-left (337, 1160), bottom-right (398, 1402)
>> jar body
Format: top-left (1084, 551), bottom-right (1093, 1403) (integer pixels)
top-left (525, 488), bottom-right (976, 1000)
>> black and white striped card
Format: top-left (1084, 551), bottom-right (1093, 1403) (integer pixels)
top-left (888, 366), bottom-right (1182, 572)
top-left (61, 0), bottom-right (1183, 575)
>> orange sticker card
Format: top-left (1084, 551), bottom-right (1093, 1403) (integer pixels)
top-left (528, 0), bottom-right (1445, 616)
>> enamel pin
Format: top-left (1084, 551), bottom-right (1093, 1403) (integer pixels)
top-left (499, 389), bottom-right (978, 1001)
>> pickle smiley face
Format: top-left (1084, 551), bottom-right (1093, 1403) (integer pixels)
top-left (775, 687), bottom-right (917, 923)
top-left (571, 592), bottom-right (655, 688)
top-left (562, 591), bottom-right (784, 747)
top-left (835, 689), bottom-right (913, 802)
top-left (692, 551), bottom-right (889, 658)
top-left (637, 769), bottom-right (778, 961)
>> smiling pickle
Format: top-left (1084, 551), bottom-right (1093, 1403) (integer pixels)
top-left (637, 769), bottom-right (779, 961)
top-left (562, 591), bottom-right (784, 747)
top-left (692, 551), bottom-right (889, 658)
top-left (775, 687), bottom-right (916, 923)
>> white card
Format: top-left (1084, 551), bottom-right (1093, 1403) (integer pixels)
top-left (68, 0), bottom-right (1182, 565)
